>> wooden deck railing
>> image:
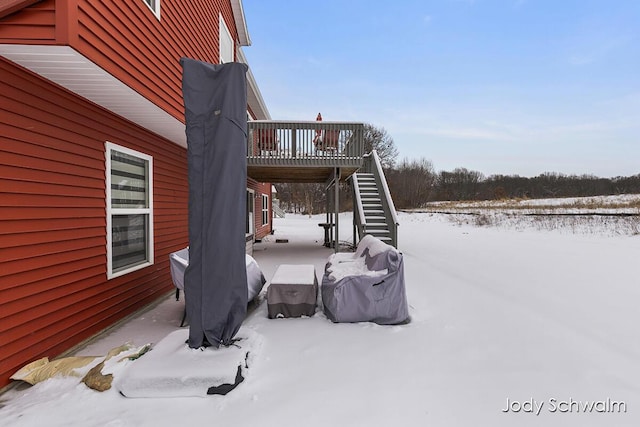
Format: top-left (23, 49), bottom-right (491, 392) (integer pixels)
top-left (247, 121), bottom-right (365, 161)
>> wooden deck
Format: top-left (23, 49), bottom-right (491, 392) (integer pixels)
top-left (247, 120), bottom-right (365, 183)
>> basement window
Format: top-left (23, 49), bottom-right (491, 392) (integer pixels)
top-left (106, 142), bottom-right (154, 279)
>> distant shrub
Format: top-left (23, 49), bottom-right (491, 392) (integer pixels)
top-left (474, 214), bottom-right (492, 227)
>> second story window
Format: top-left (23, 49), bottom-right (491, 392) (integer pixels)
top-left (143, 0), bottom-right (160, 19)
top-left (219, 14), bottom-right (234, 63)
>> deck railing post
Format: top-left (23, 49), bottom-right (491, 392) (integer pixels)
top-left (291, 124), bottom-right (297, 158)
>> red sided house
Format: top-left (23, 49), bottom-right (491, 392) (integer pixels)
top-left (0, 0), bottom-right (273, 388)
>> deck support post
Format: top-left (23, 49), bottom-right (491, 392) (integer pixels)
top-left (334, 167), bottom-right (341, 253)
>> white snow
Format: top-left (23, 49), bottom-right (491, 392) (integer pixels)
top-left (421, 194), bottom-right (640, 215)
top-left (1, 211), bottom-right (639, 427)
top-left (270, 264), bottom-right (316, 285)
top-left (115, 328), bottom-right (259, 398)
top-left (361, 234), bottom-right (398, 257)
top-left (326, 255), bottom-right (387, 282)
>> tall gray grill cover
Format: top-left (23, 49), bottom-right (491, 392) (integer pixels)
top-left (180, 58), bottom-right (248, 348)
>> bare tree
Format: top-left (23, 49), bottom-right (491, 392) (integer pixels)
top-left (275, 182), bottom-right (331, 215)
top-left (363, 124), bottom-right (399, 169)
top-left (386, 157), bottom-right (437, 208)
top-left (436, 168), bottom-right (484, 200)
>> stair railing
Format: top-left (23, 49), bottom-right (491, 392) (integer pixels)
top-left (351, 174), bottom-right (367, 243)
top-left (363, 150), bottom-right (399, 247)
top-left (272, 200), bottom-right (286, 218)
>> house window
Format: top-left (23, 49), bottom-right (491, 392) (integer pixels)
top-left (220, 14), bottom-right (234, 63)
top-left (106, 142), bottom-right (154, 279)
top-left (143, 0), bottom-right (160, 19)
top-left (262, 194), bottom-right (269, 226)
top-left (246, 189), bottom-right (255, 235)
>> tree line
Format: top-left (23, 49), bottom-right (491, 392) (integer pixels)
top-left (388, 166), bottom-right (640, 209)
top-left (274, 124), bottom-right (640, 212)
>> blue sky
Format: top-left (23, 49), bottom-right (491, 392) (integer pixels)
top-left (242, 0), bottom-right (640, 177)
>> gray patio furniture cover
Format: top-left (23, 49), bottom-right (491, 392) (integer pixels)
top-left (267, 265), bottom-right (318, 318)
top-left (180, 58), bottom-right (249, 348)
top-left (170, 248), bottom-right (266, 301)
top-left (321, 241), bottom-right (409, 325)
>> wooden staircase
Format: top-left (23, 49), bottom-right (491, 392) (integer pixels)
top-left (353, 172), bottom-right (394, 245)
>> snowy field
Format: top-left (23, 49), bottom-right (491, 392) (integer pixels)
top-left (2, 205), bottom-right (640, 427)
top-left (415, 194), bottom-right (640, 236)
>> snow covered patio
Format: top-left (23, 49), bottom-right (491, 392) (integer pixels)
top-left (2, 212), bottom-right (639, 427)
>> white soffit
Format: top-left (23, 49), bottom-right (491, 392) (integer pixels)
top-left (230, 0), bottom-right (251, 46)
top-left (237, 47), bottom-right (270, 120)
top-left (0, 44), bottom-right (187, 148)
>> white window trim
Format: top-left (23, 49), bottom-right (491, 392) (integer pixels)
top-left (105, 142), bottom-right (154, 279)
top-left (219, 13), bottom-right (234, 63)
top-left (143, 0), bottom-right (161, 20)
top-left (262, 194), bottom-right (269, 226)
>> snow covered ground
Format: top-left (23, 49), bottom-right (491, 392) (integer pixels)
top-left (415, 194), bottom-right (640, 236)
top-left (2, 210), bottom-right (639, 427)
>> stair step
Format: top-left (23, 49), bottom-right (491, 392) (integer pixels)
top-left (364, 215), bottom-right (386, 221)
top-left (368, 229), bottom-right (390, 236)
top-left (364, 217), bottom-right (387, 223)
top-left (367, 222), bottom-right (389, 231)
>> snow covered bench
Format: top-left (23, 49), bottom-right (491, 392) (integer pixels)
top-left (321, 235), bottom-right (409, 325)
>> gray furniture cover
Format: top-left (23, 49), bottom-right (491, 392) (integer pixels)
top-left (267, 264), bottom-right (318, 318)
top-left (181, 58), bottom-right (248, 348)
top-left (321, 236), bottom-right (409, 325)
top-left (170, 248), bottom-right (266, 301)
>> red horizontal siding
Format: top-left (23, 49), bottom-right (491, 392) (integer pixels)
top-left (73, 0), bottom-right (237, 121)
top-left (248, 179), bottom-right (272, 240)
top-left (0, 1), bottom-right (243, 123)
top-left (0, 57), bottom-right (188, 388)
top-left (0, 1), bottom-right (56, 43)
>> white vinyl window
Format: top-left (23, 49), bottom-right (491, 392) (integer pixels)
top-left (220, 13), bottom-right (234, 63)
top-left (143, 0), bottom-right (160, 19)
top-left (262, 194), bottom-right (269, 226)
top-left (106, 142), bottom-right (154, 279)
top-left (246, 189), bottom-right (255, 235)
